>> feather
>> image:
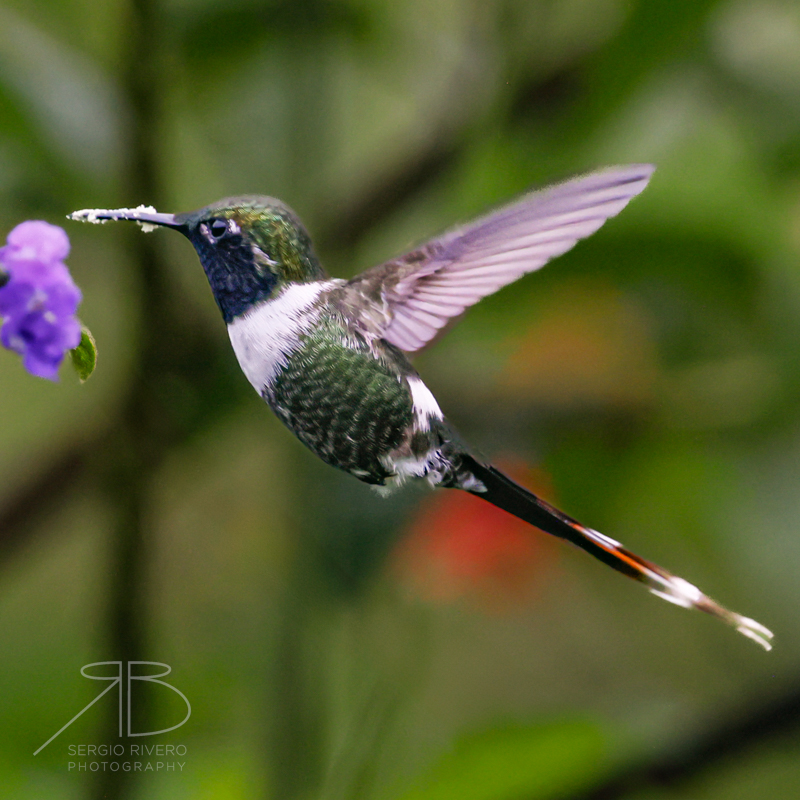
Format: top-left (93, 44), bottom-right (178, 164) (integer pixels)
top-left (346, 164), bottom-right (653, 353)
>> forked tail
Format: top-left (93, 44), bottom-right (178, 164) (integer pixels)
top-left (460, 455), bottom-right (773, 650)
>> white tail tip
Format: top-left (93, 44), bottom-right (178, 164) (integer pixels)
top-left (648, 574), bottom-right (773, 651)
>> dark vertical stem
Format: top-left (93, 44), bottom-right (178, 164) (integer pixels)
top-left (284, 0), bottom-right (331, 210)
top-left (91, 0), bottom-right (169, 797)
top-left (269, 557), bottom-right (327, 800)
top-left (267, 5), bottom-right (332, 797)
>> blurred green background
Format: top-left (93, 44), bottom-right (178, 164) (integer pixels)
top-left (2, 0), bottom-right (800, 798)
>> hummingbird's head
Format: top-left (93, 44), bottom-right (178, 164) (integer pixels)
top-left (71, 196), bottom-right (327, 323)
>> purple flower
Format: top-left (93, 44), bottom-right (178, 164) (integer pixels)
top-left (0, 221), bottom-right (82, 380)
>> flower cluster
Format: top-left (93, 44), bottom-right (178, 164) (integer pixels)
top-left (0, 221), bottom-right (82, 380)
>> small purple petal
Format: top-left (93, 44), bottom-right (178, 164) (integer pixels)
top-left (22, 348), bottom-right (62, 381)
top-left (44, 280), bottom-right (82, 313)
top-left (0, 281), bottom-right (33, 315)
top-left (61, 317), bottom-right (82, 350)
top-left (6, 220), bottom-right (70, 262)
top-left (1, 316), bottom-right (21, 352)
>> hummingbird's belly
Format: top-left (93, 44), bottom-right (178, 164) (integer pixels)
top-left (265, 327), bottom-right (416, 484)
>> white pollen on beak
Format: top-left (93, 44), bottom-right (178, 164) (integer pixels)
top-left (69, 205), bottom-right (162, 231)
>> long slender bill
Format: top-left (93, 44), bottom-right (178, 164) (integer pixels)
top-left (69, 206), bottom-right (180, 232)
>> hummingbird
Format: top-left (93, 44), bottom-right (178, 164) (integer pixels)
top-left (71, 165), bottom-right (773, 649)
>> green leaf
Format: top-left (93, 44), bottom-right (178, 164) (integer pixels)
top-left (70, 325), bottom-right (96, 382)
top-left (395, 720), bottom-right (608, 800)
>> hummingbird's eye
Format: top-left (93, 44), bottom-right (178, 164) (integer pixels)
top-left (208, 218), bottom-right (229, 241)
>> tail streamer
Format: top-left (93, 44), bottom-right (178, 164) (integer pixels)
top-left (460, 455), bottom-right (773, 650)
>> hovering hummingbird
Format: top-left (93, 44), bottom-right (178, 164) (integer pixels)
top-left (71, 165), bottom-right (773, 649)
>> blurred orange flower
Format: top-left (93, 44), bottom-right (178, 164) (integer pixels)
top-left (392, 459), bottom-right (559, 610)
top-left (498, 281), bottom-right (657, 410)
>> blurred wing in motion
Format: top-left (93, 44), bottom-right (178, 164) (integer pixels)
top-left (349, 164), bottom-right (654, 353)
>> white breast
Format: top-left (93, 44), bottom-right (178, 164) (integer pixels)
top-left (227, 281), bottom-right (339, 394)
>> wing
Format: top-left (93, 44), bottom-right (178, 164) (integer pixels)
top-left (348, 164), bottom-right (654, 353)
